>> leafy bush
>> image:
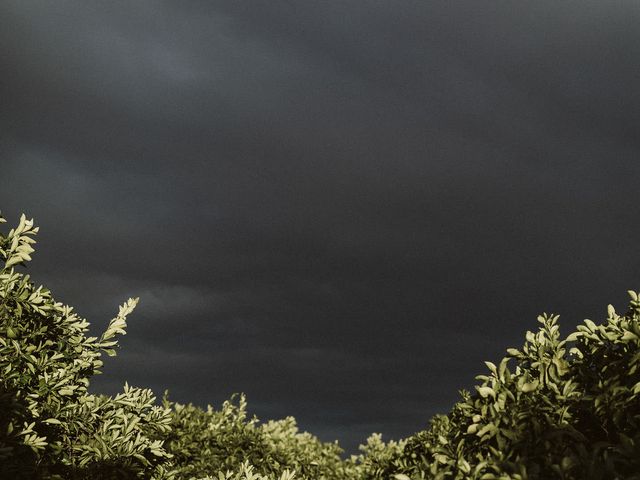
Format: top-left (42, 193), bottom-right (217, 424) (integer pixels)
top-left (258, 415), bottom-right (357, 479)
top-left (347, 432), bottom-right (407, 480)
top-left (0, 212), bottom-right (350, 480)
top-left (378, 299), bottom-right (640, 479)
top-left (2, 210), bottom-right (640, 480)
top-left (163, 393), bottom-right (358, 480)
top-left (0, 213), bottom-right (174, 479)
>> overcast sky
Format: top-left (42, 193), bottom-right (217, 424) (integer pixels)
top-left (2, 0), bottom-right (640, 454)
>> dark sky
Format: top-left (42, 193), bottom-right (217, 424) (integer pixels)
top-left (2, 1), bottom-right (640, 454)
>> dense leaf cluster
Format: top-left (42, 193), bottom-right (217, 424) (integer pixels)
top-left (162, 394), bottom-right (356, 479)
top-left (363, 304), bottom-right (640, 479)
top-left (1, 211), bottom-right (639, 479)
top-left (0, 214), bottom-right (174, 479)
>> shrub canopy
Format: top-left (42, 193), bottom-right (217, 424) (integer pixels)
top-left (1, 211), bottom-right (639, 480)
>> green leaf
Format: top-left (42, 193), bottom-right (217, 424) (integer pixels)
top-left (476, 386), bottom-right (495, 398)
top-left (394, 475), bottom-right (412, 480)
top-left (583, 319), bottom-right (597, 331)
top-left (565, 332), bottom-right (580, 342)
top-left (484, 361), bottom-right (497, 374)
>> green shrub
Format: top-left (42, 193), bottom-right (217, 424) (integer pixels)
top-left (162, 393), bottom-right (269, 479)
top-left (0, 212), bottom-right (351, 480)
top-left (347, 432), bottom-right (406, 480)
top-left (0, 213), bottom-right (174, 479)
top-left (3, 210), bottom-right (640, 480)
top-left (163, 393), bottom-right (358, 480)
top-left (379, 297), bottom-right (640, 479)
top-left (258, 415), bottom-right (357, 479)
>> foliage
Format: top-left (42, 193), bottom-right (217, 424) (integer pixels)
top-left (2, 210), bottom-right (640, 480)
top-left (0, 213), bottom-right (174, 479)
top-left (0, 212), bottom-right (348, 480)
top-left (162, 393), bottom-right (268, 479)
top-left (347, 432), bottom-right (407, 480)
top-left (163, 394), bottom-right (357, 480)
top-left (195, 460), bottom-right (297, 480)
top-left (375, 299), bottom-right (640, 479)
top-left (258, 415), bottom-right (357, 480)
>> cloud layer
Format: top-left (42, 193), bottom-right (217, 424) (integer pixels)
top-left (2, 0), bottom-right (640, 453)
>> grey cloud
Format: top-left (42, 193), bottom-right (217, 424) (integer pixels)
top-left (2, 0), bottom-right (640, 455)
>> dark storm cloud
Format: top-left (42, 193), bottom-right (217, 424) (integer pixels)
top-left (2, 0), bottom-right (640, 453)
